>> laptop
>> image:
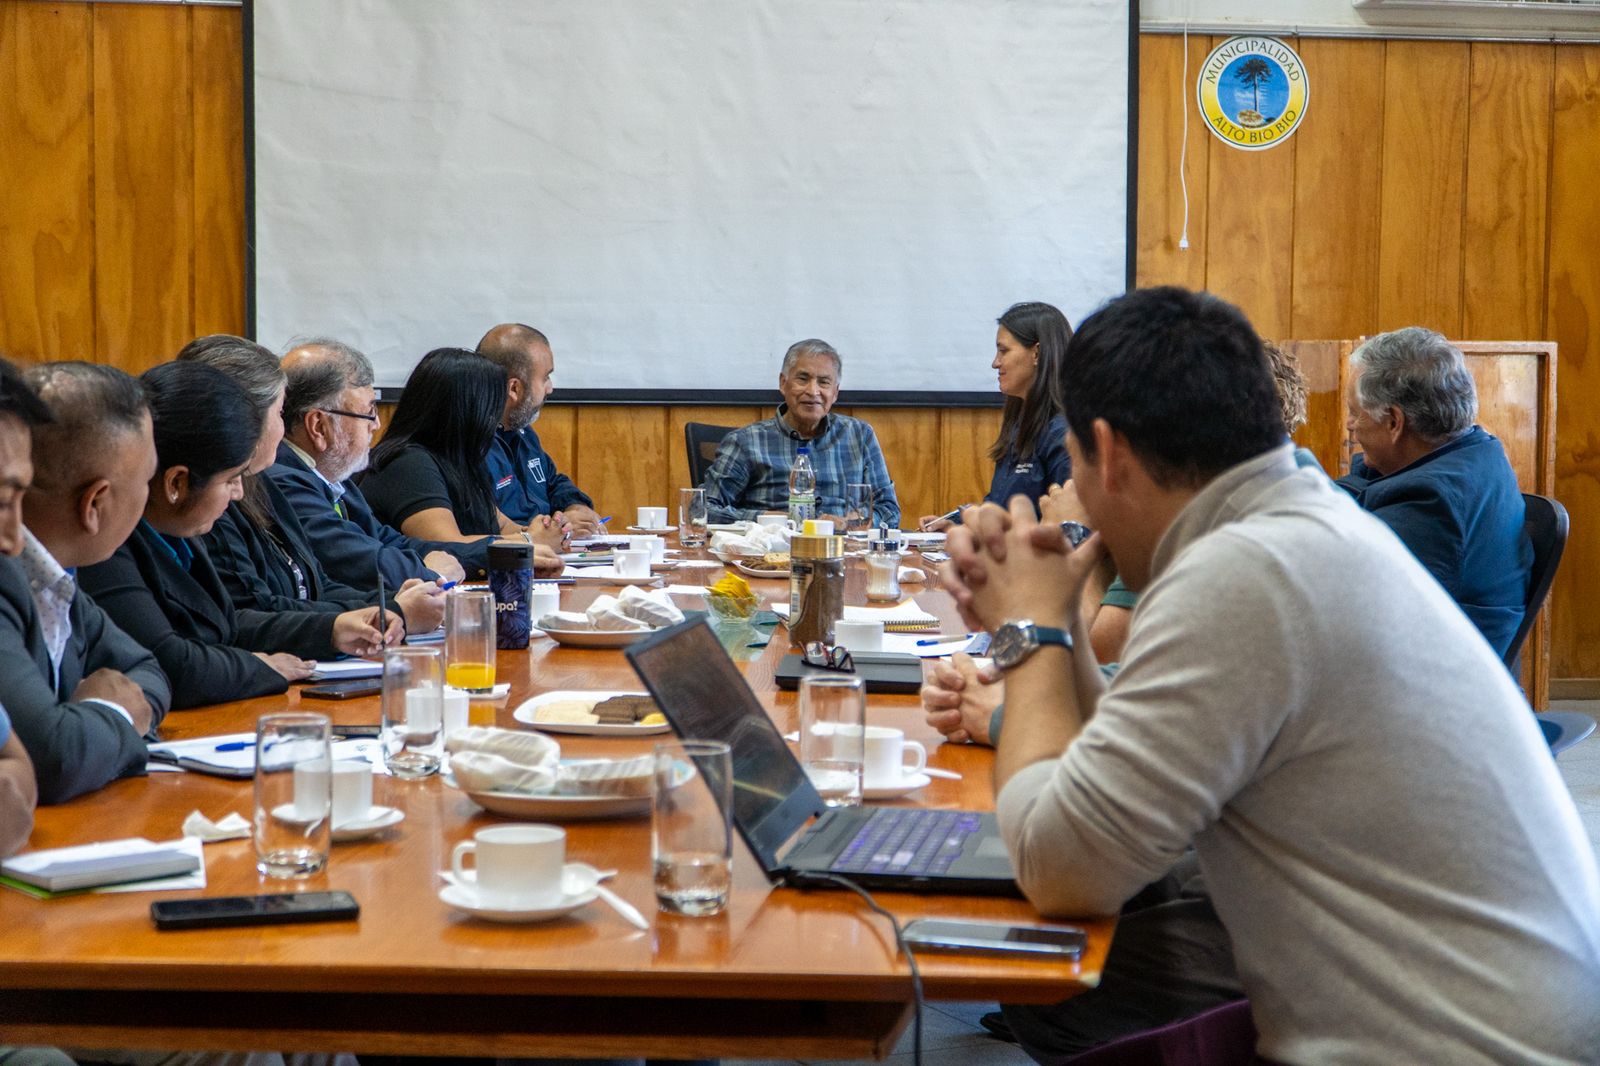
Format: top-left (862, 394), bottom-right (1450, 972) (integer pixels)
top-left (625, 619), bottom-right (1019, 896)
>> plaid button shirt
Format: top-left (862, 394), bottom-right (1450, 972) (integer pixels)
top-left (701, 405), bottom-right (900, 526)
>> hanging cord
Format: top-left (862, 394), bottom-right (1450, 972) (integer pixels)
top-left (804, 872), bottom-right (926, 1065)
top-left (1178, 0), bottom-right (1192, 251)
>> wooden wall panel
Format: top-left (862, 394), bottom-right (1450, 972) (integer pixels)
top-left (938, 409), bottom-right (1005, 516)
top-left (571, 407), bottom-right (668, 525)
top-left (1281, 340), bottom-right (1347, 473)
top-left (1547, 45), bottom-right (1600, 680)
top-left (0, 2), bottom-right (94, 362)
top-left (844, 408), bottom-right (941, 527)
top-left (1201, 39), bottom-right (1296, 338)
top-left (1288, 40), bottom-right (1383, 338)
top-left (1376, 41), bottom-right (1470, 335)
top-left (92, 4), bottom-right (194, 370)
top-left (1463, 43), bottom-right (1553, 339)
top-left (1135, 33), bottom-right (1210, 291)
top-left (191, 6), bottom-right (247, 339)
top-left (534, 406), bottom-right (579, 486)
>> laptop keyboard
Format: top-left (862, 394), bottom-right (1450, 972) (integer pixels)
top-left (830, 809), bottom-right (985, 877)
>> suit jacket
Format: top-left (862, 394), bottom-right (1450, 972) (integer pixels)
top-left (0, 554), bottom-right (171, 804)
top-left (79, 523), bottom-right (341, 709)
top-left (265, 444), bottom-right (491, 587)
top-left (1337, 426), bottom-right (1531, 658)
top-left (201, 476), bottom-right (380, 617)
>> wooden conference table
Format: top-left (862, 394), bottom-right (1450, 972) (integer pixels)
top-left (0, 544), bottom-right (1113, 1060)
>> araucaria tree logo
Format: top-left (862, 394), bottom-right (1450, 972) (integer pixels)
top-left (1196, 37), bottom-right (1309, 151)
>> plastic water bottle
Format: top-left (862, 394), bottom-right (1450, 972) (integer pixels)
top-left (788, 446), bottom-right (817, 527)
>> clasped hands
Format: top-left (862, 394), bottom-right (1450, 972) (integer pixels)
top-left (940, 496), bottom-right (1105, 636)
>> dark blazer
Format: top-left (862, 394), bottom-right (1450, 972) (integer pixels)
top-left (200, 476), bottom-right (379, 617)
top-left (486, 426), bottom-right (592, 523)
top-left (1337, 425), bottom-right (1531, 658)
top-left (79, 523), bottom-right (342, 710)
top-left (0, 555), bottom-right (171, 804)
top-left (264, 444), bottom-right (491, 587)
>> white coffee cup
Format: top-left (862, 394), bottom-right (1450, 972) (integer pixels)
top-left (629, 535), bottom-right (666, 563)
top-left (756, 512), bottom-right (790, 529)
top-left (614, 549), bottom-right (651, 578)
top-left (452, 824), bottom-right (565, 908)
top-left (833, 619), bottom-right (885, 652)
top-left (637, 506), bottom-right (669, 529)
top-left (528, 583), bottom-right (561, 630)
top-left (294, 758), bottom-right (372, 825)
top-left (862, 726), bottom-right (927, 786)
top-left (441, 686), bottom-right (470, 743)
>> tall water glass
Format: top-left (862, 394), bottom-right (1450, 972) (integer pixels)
top-left (799, 675), bottom-right (866, 806)
top-left (381, 645), bottom-right (446, 778)
top-left (679, 487), bottom-right (708, 547)
top-left (653, 739), bottom-right (732, 916)
top-left (444, 588), bottom-right (496, 694)
top-left (844, 483), bottom-right (874, 534)
top-left (253, 712), bottom-right (332, 878)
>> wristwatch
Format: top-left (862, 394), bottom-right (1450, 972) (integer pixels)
top-left (1059, 521), bottom-right (1093, 548)
top-left (991, 619), bottom-right (1073, 671)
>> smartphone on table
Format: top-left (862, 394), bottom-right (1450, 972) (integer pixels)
top-left (901, 918), bottom-right (1086, 959)
top-left (151, 891), bottom-right (360, 930)
top-left (301, 679), bottom-right (383, 700)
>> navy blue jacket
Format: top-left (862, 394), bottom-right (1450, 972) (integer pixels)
top-left (984, 414), bottom-right (1072, 513)
top-left (265, 444), bottom-right (492, 587)
top-left (487, 426), bottom-right (592, 523)
top-left (1337, 426), bottom-right (1531, 658)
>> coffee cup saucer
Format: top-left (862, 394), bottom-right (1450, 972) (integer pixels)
top-left (269, 803), bottom-right (323, 826)
top-left (863, 772), bottom-right (932, 800)
top-left (332, 805), bottom-right (404, 842)
top-left (437, 862), bottom-right (603, 922)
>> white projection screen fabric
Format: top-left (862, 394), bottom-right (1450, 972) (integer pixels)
top-left (252, 0), bottom-right (1131, 393)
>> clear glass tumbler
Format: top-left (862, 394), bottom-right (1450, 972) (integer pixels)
top-left (253, 712), bottom-right (332, 878)
top-left (844, 483), bottom-right (874, 534)
top-left (679, 487), bottom-right (709, 547)
top-left (381, 645), bottom-right (446, 778)
top-left (798, 674), bottom-right (867, 807)
top-left (444, 588), bottom-right (496, 694)
top-left (653, 739), bottom-right (733, 916)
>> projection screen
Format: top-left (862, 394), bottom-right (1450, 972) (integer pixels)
top-left (251, 0), bottom-right (1134, 396)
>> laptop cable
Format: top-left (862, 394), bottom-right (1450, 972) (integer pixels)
top-left (802, 872), bottom-right (926, 1066)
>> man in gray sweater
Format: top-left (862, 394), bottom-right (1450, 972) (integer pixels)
top-left (944, 286), bottom-right (1600, 1064)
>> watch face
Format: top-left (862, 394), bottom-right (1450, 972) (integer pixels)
top-left (991, 623), bottom-right (1032, 668)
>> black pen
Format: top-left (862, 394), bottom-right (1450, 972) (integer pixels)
top-left (376, 568), bottom-right (389, 648)
top-left (919, 505), bottom-right (966, 531)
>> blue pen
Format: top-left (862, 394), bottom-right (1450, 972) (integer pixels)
top-left (597, 515), bottom-right (612, 526)
top-left (437, 580), bottom-right (459, 591)
top-left (916, 632), bottom-right (981, 646)
top-left (214, 741), bottom-right (253, 752)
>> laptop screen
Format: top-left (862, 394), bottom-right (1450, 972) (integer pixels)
top-left (625, 619), bottom-right (826, 874)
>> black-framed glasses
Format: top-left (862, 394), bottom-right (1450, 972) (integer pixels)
top-left (319, 407), bottom-right (380, 425)
top-left (802, 641), bottom-right (855, 673)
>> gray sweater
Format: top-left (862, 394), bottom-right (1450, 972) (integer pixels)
top-left (997, 446), bottom-right (1600, 1065)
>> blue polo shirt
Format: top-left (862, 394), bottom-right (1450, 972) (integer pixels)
top-left (1337, 426), bottom-right (1530, 658)
top-left (984, 414), bottom-right (1072, 513)
top-left (486, 426), bottom-right (593, 524)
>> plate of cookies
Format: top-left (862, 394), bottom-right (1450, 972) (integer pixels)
top-left (732, 553), bottom-right (790, 579)
top-left (512, 690), bottom-right (673, 736)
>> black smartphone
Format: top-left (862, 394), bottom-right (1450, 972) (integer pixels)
top-left (331, 723), bottom-right (381, 738)
top-left (901, 918), bottom-right (1086, 959)
top-left (301, 679), bottom-right (383, 700)
top-left (151, 891), bottom-right (360, 931)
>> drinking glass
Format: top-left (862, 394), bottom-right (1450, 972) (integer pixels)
top-left (381, 645), bottom-right (446, 778)
top-left (844, 483), bottom-right (874, 534)
top-left (444, 588), bottom-right (496, 694)
top-left (253, 712), bottom-right (332, 878)
top-left (653, 739), bottom-right (732, 916)
top-left (798, 675), bottom-right (866, 806)
top-left (679, 487), bottom-right (708, 547)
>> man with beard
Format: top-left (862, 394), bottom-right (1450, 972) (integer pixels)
top-left (476, 323), bottom-right (603, 536)
top-left (266, 338), bottom-right (490, 586)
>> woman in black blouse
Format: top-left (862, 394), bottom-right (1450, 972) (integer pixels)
top-left (79, 363), bottom-right (398, 709)
top-left (360, 348), bottom-right (564, 564)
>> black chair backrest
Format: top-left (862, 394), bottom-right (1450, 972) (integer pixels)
top-left (685, 422), bottom-right (736, 488)
top-left (1504, 493), bottom-right (1569, 672)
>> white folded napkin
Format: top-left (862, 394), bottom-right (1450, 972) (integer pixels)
top-left (181, 810), bottom-right (251, 842)
top-left (615, 585), bottom-right (685, 627)
top-left (709, 525), bottom-right (790, 556)
top-left (451, 751), bottom-right (559, 795)
top-left (537, 609), bottom-right (594, 631)
top-left (899, 566), bottom-right (926, 583)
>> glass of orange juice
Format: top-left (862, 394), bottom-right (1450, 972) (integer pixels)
top-left (445, 588), bottom-right (496, 695)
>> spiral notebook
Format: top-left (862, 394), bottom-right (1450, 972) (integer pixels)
top-left (769, 600), bottom-right (941, 633)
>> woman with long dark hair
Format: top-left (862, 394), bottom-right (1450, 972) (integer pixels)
top-left (79, 363), bottom-right (397, 708)
top-left (181, 334), bottom-right (444, 634)
top-left (359, 348), bottom-right (564, 562)
top-left (920, 301), bottom-right (1074, 530)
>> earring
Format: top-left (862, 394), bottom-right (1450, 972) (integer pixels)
top-left (169, 492), bottom-right (178, 503)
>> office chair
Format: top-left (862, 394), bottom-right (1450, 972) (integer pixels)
top-left (1510, 494), bottom-right (1595, 756)
top-left (685, 422), bottom-right (735, 487)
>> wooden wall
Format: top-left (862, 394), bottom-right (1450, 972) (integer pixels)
top-left (3, 4), bottom-right (1598, 679)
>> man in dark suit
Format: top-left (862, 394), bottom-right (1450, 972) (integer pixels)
top-left (1336, 327), bottom-right (1531, 659)
top-left (266, 338), bottom-right (487, 588)
top-left (9, 363), bottom-right (171, 804)
top-left (476, 323), bottom-right (602, 535)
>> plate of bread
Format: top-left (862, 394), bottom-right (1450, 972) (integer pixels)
top-left (513, 690), bottom-right (672, 735)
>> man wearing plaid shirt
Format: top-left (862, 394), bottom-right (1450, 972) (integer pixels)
top-left (701, 339), bottom-right (900, 527)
